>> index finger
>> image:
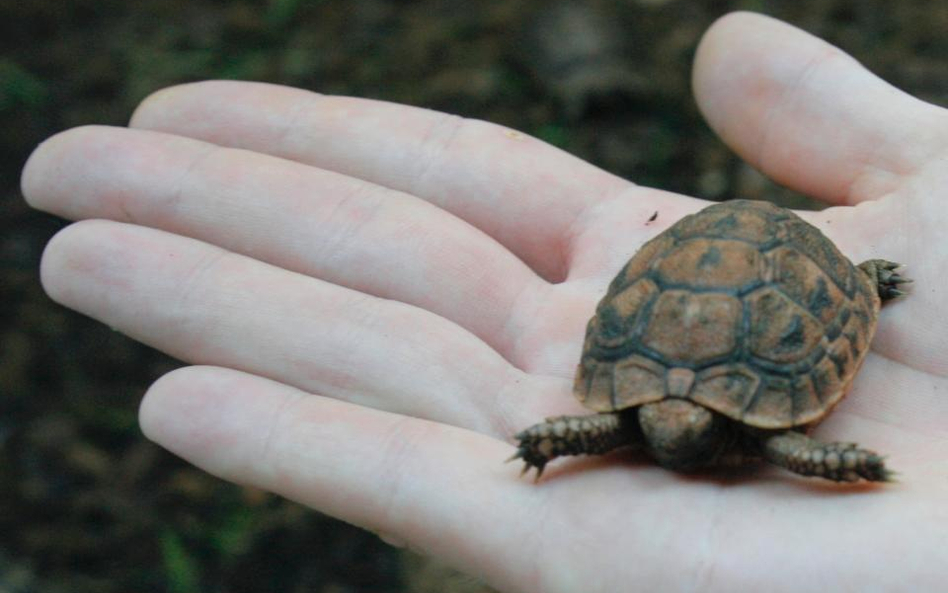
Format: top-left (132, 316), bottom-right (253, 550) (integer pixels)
top-left (130, 81), bottom-right (633, 280)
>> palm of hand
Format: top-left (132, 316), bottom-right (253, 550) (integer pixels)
top-left (500, 164), bottom-right (948, 593)
top-left (507, 190), bottom-right (948, 593)
top-left (22, 13), bottom-right (948, 593)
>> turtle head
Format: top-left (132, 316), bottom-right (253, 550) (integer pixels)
top-left (637, 399), bottom-right (728, 471)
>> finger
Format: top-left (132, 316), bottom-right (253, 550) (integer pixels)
top-left (129, 80), bottom-right (633, 280)
top-left (22, 125), bottom-right (544, 360)
top-left (40, 220), bottom-right (580, 437)
top-left (693, 12), bottom-right (948, 205)
top-left (139, 365), bottom-right (538, 593)
top-left (143, 366), bottom-right (948, 593)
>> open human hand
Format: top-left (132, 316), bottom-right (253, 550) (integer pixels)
top-left (22, 12), bottom-right (948, 592)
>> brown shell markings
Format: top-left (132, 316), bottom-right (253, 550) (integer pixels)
top-left (574, 200), bottom-right (881, 429)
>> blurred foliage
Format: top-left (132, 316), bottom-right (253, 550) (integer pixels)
top-left (0, 60), bottom-right (49, 112)
top-left (159, 529), bottom-right (202, 593)
top-left (1, 0), bottom-right (946, 591)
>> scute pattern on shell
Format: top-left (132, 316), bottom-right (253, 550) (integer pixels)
top-left (574, 200), bottom-right (880, 429)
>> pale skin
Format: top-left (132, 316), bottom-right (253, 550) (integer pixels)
top-left (20, 12), bottom-right (948, 593)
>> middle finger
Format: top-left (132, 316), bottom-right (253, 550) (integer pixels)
top-left (22, 125), bottom-right (545, 363)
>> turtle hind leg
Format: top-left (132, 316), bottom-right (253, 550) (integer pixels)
top-left (858, 259), bottom-right (912, 302)
top-left (761, 431), bottom-right (893, 483)
top-left (509, 413), bottom-right (636, 481)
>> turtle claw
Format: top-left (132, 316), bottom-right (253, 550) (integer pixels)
top-left (532, 466), bottom-right (545, 483)
top-left (879, 467), bottom-right (899, 483)
top-left (888, 273), bottom-right (912, 284)
top-left (506, 447), bottom-right (547, 481)
top-left (521, 462), bottom-right (546, 482)
top-left (873, 260), bottom-right (903, 272)
top-left (859, 260), bottom-right (912, 302)
top-left (879, 267), bottom-right (912, 287)
top-left (880, 278), bottom-right (911, 301)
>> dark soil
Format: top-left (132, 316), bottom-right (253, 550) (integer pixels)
top-left (2, 1), bottom-right (946, 591)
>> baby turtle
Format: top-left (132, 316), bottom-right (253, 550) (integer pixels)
top-left (512, 200), bottom-right (909, 483)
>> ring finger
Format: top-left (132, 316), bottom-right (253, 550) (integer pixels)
top-left (39, 220), bottom-right (583, 437)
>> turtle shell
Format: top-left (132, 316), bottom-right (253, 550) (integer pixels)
top-left (574, 200), bottom-right (880, 429)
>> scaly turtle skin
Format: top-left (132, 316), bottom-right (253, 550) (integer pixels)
top-left (511, 200), bottom-right (910, 483)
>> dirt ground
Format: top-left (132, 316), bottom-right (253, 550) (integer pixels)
top-left (2, 1), bottom-right (946, 591)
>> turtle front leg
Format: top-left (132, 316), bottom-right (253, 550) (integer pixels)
top-left (509, 412), bottom-right (637, 480)
top-left (761, 431), bottom-right (893, 483)
top-left (857, 259), bottom-right (911, 302)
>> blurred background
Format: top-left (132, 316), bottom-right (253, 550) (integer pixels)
top-left (2, 1), bottom-right (946, 591)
